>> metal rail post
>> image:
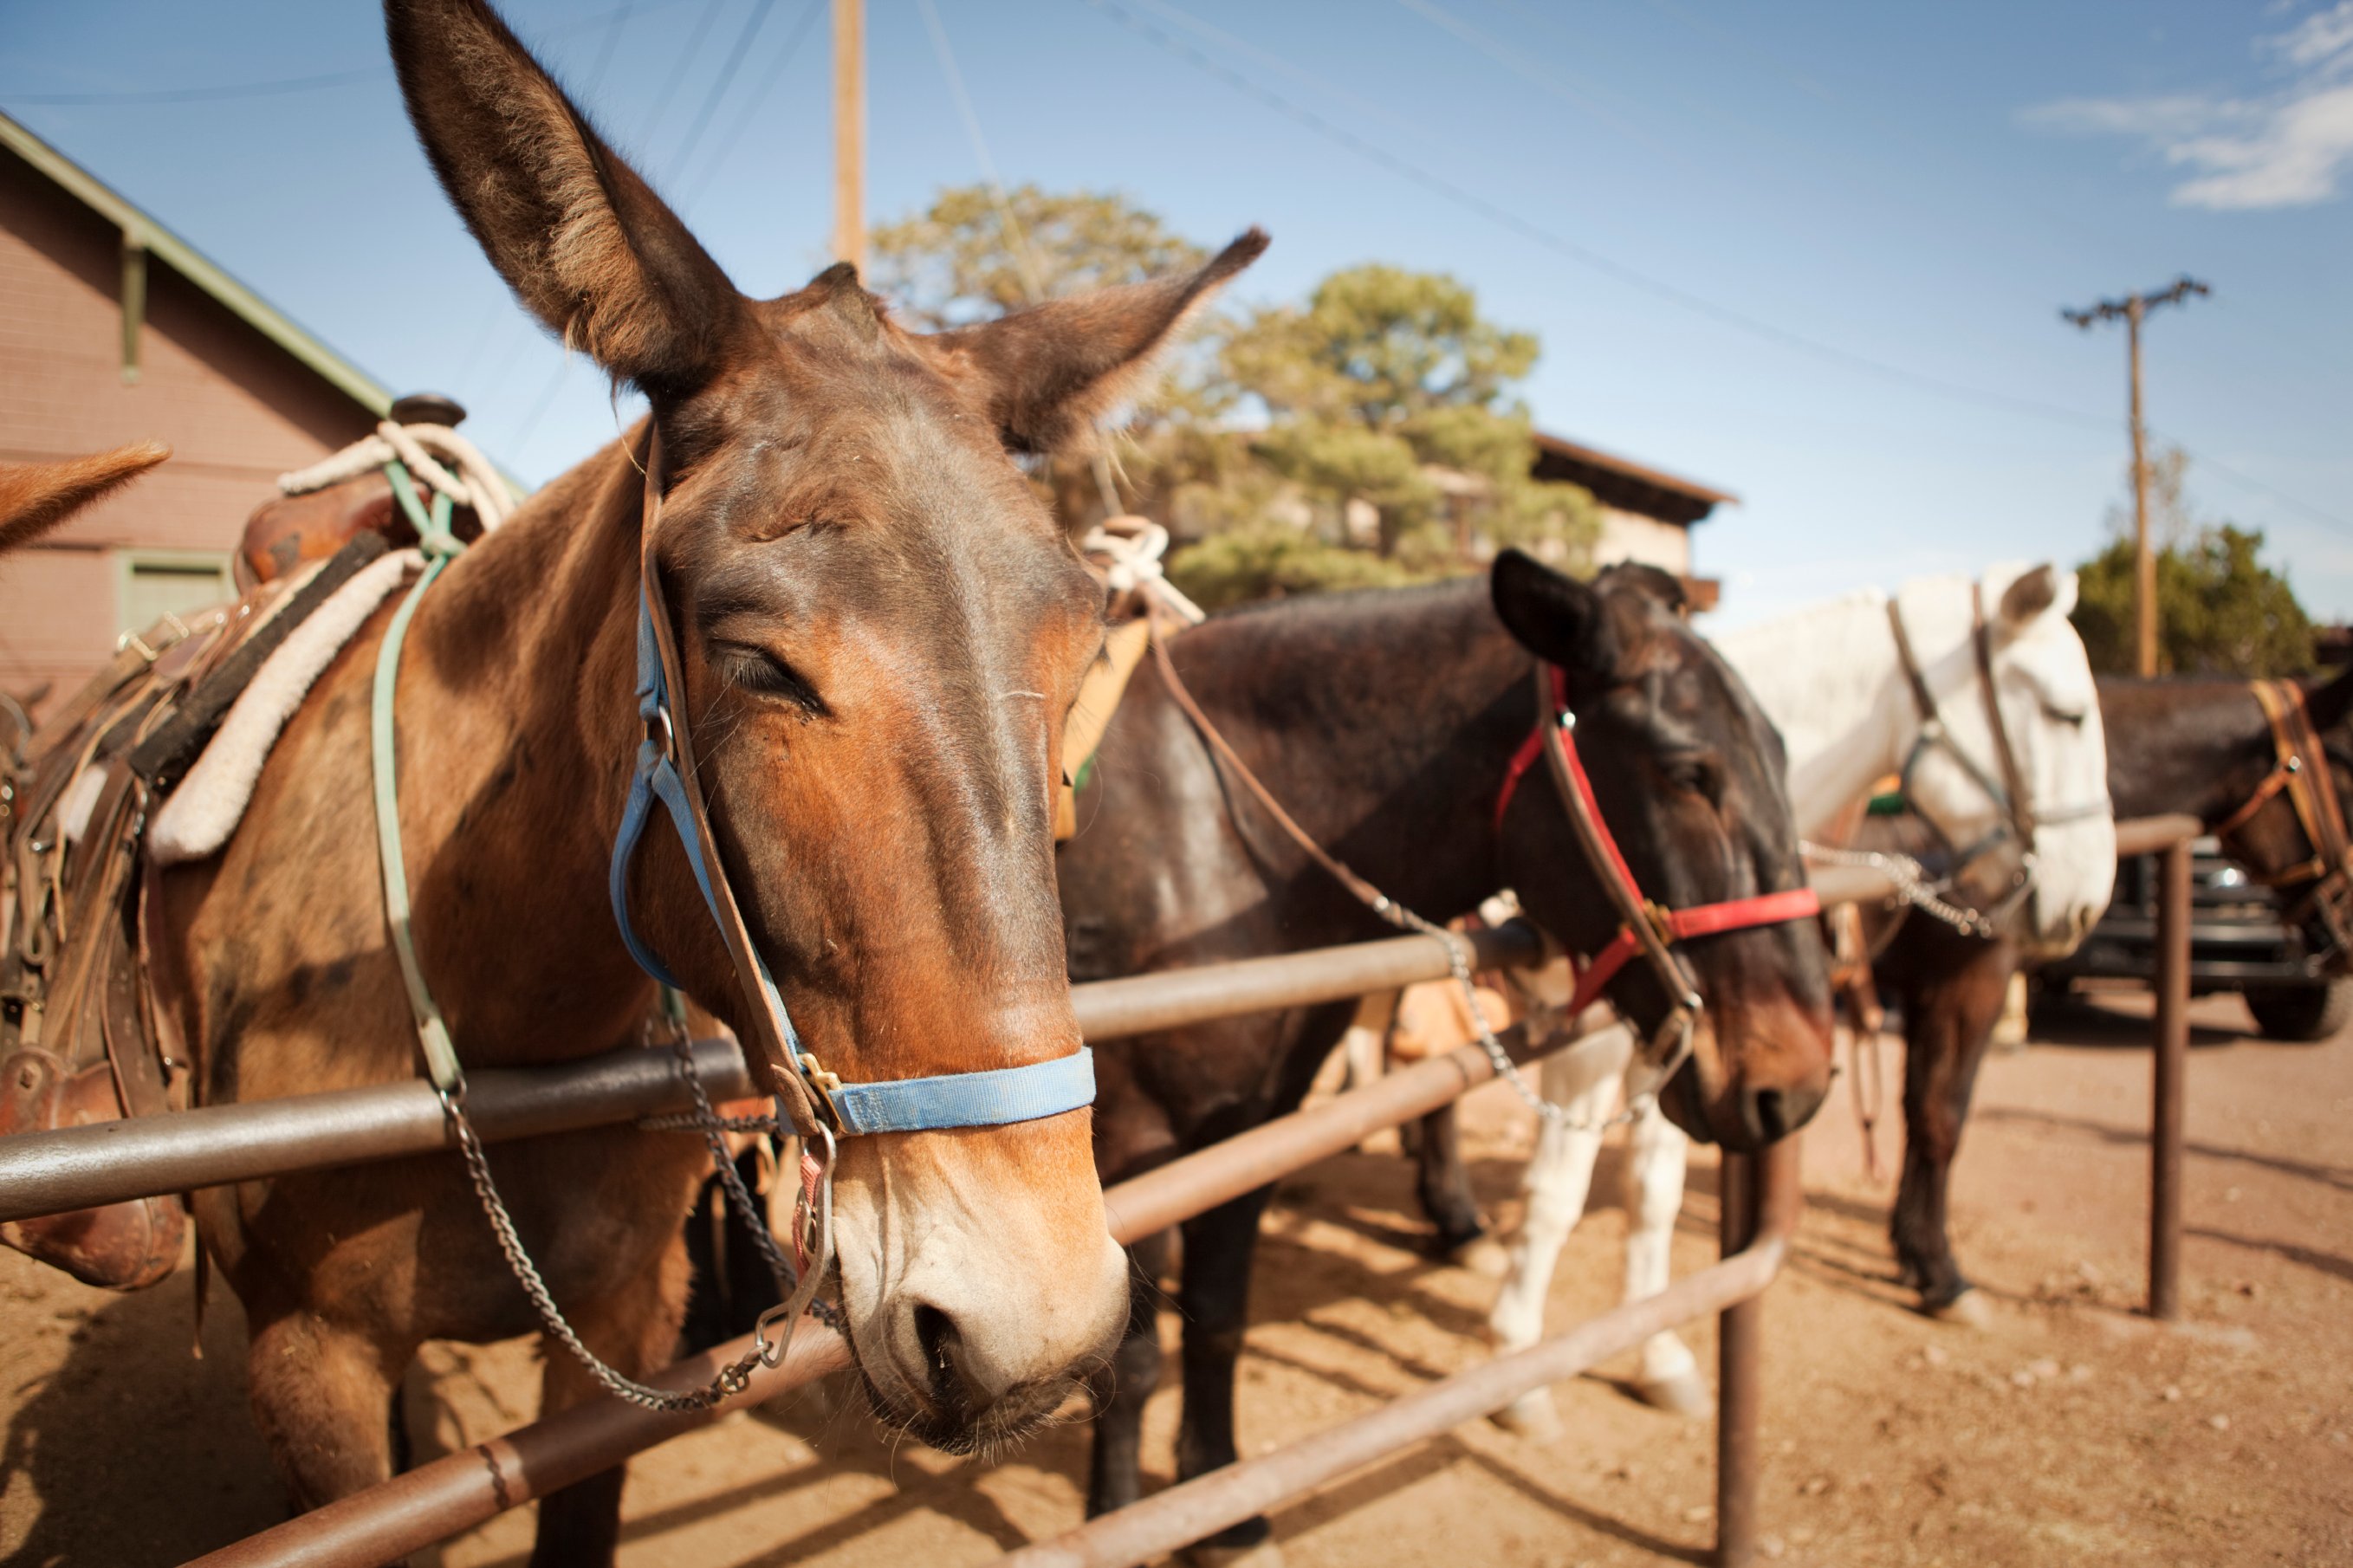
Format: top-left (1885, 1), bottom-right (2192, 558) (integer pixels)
top-left (1715, 1137), bottom-right (1796, 1565)
top-left (2149, 836), bottom-right (2190, 1319)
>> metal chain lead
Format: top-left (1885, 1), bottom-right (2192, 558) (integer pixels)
top-left (438, 1022), bottom-right (844, 1414)
top-left (1380, 898), bottom-right (1670, 1134)
top-left (1800, 841), bottom-right (1995, 939)
top-left (440, 1085), bottom-right (769, 1411)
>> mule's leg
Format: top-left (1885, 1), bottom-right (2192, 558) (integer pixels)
top-left (1890, 938), bottom-right (2015, 1326)
top-left (530, 1237), bottom-right (695, 1567)
top-left (1174, 1187), bottom-right (1279, 1562)
top-left (1486, 1046), bottom-right (1617, 1440)
top-left (1085, 1229), bottom-right (1171, 1519)
top-left (1619, 1096), bottom-right (1704, 1415)
top-left (243, 1308), bottom-right (409, 1512)
top-left (1412, 1103), bottom-right (1488, 1260)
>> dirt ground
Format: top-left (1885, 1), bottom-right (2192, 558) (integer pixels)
top-left (3, 985), bottom-right (2350, 1567)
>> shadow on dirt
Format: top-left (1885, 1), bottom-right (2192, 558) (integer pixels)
top-left (0, 1260), bottom-right (284, 1567)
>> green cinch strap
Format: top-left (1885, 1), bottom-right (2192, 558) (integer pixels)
top-left (372, 460), bottom-right (468, 1093)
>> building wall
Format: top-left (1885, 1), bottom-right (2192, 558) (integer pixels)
top-left (0, 155), bottom-right (375, 715)
top-left (1592, 505), bottom-right (1692, 575)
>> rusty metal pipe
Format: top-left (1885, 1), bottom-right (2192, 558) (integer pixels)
top-left (2113, 813), bottom-right (2200, 858)
top-left (997, 1141), bottom-right (1802, 1568)
top-left (177, 974), bottom-right (1571, 1568)
top-left (183, 1310), bottom-right (854, 1568)
top-left (0, 927), bottom-right (1542, 1226)
top-left (2149, 837), bottom-right (2191, 1319)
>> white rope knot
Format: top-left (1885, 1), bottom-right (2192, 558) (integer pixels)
top-left (1082, 515), bottom-right (1205, 625)
top-left (277, 421), bottom-right (520, 532)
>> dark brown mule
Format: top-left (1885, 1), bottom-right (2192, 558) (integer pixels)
top-left (1056, 556), bottom-right (1835, 1552)
top-left (1869, 665), bottom-right (2353, 1316)
top-left (150, 2), bottom-right (1262, 1558)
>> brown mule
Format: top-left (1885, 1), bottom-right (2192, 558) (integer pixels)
top-left (149, 1), bottom-right (1263, 1558)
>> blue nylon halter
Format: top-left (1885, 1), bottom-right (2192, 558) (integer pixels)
top-left (606, 578), bottom-right (1094, 1138)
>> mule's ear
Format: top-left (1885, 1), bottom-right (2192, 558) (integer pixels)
top-left (2305, 661), bottom-right (2353, 734)
top-left (934, 229), bottom-right (1268, 456)
top-left (1997, 563), bottom-right (2065, 629)
top-left (0, 443), bottom-right (169, 554)
top-left (386, 0), bottom-right (741, 393)
top-left (1492, 548), bottom-right (1617, 686)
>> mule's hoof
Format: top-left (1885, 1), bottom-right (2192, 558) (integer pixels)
top-left (1634, 1368), bottom-right (1710, 1419)
top-left (1489, 1392), bottom-right (1562, 1443)
top-left (1183, 1539), bottom-right (1286, 1568)
top-left (1928, 1289), bottom-right (1994, 1330)
top-left (1450, 1235), bottom-right (1511, 1278)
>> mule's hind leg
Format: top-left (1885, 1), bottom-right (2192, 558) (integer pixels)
top-left (1085, 1229), bottom-right (1170, 1519)
top-left (1619, 1097), bottom-right (1704, 1416)
top-left (1174, 1187), bottom-right (1280, 1565)
top-left (244, 1307), bottom-right (410, 1512)
top-left (1411, 1104), bottom-right (1488, 1261)
top-left (1486, 1037), bottom-right (1623, 1440)
top-left (530, 1237), bottom-right (694, 1568)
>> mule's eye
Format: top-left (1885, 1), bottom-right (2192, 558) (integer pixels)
top-left (1664, 754), bottom-right (1722, 803)
top-left (717, 644), bottom-right (828, 716)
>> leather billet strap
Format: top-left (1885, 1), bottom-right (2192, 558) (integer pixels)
top-left (606, 427), bottom-right (1095, 1139)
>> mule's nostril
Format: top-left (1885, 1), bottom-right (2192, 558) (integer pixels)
top-left (1749, 1087), bottom-right (1789, 1143)
top-left (912, 1301), bottom-right (961, 1388)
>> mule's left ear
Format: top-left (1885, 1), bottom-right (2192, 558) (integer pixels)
top-left (934, 229), bottom-right (1267, 456)
top-left (1995, 563), bottom-right (2072, 632)
top-left (1493, 548), bottom-right (1617, 689)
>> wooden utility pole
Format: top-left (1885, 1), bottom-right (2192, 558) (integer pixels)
top-left (2062, 276), bottom-right (2209, 677)
top-left (832, 0), bottom-right (865, 272)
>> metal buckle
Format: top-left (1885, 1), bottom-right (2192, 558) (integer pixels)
top-left (796, 1052), bottom-right (845, 1126)
top-left (1641, 898), bottom-right (1679, 948)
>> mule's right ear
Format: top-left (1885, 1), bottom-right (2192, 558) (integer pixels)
top-left (1492, 548), bottom-right (1617, 690)
top-left (2305, 660), bottom-right (2353, 735)
top-left (386, 0), bottom-right (742, 394)
top-left (0, 443), bottom-right (169, 554)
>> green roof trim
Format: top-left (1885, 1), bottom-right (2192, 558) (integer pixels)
top-left (0, 108), bottom-right (394, 418)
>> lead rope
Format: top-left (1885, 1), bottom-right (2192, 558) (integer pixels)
top-left (368, 455), bottom-right (833, 1415)
top-left (1144, 617), bottom-right (1675, 1133)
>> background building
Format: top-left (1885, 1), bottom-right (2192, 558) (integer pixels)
top-left (0, 111), bottom-right (389, 719)
top-left (1531, 431), bottom-right (1734, 610)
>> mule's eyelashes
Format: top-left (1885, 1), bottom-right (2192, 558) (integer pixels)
top-left (714, 642), bottom-right (827, 715)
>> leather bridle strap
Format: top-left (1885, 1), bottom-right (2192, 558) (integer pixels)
top-left (606, 427), bottom-right (1096, 1138)
top-left (1496, 664), bottom-right (1820, 1031)
top-left (2223, 679), bottom-right (2353, 891)
top-left (1969, 584), bottom-right (2037, 843)
top-left (1883, 595), bottom-right (2036, 884)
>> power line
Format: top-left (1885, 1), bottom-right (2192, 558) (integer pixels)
top-left (678, 0), bottom-right (826, 209)
top-left (3, 3), bottom-right (672, 107)
top-left (1078, 0), bottom-right (2115, 434)
top-left (664, 0), bottom-right (778, 181)
top-left (7, 68), bottom-right (379, 107)
top-left (636, 0), bottom-right (730, 152)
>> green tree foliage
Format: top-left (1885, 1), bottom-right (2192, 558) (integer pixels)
top-left (868, 189), bottom-right (1598, 605)
top-left (2071, 447), bottom-right (2314, 676)
top-left (1222, 264), bottom-right (1595, 566)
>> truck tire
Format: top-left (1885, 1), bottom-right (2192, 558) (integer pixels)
top-left (2243, 978), bottom-right (2353, 1043)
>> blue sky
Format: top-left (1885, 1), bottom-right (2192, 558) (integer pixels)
top-left (5, 0), bottom-right (2349, 628)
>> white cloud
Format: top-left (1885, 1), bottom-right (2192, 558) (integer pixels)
top-left (2023, 2), bottom-right (2353, 209)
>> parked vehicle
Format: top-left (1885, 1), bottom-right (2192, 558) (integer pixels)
top-left (2041, 839), bottom-right (2353, 1041)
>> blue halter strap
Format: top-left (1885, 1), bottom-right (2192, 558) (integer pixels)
top-left (606, 446), bottom-right (1093, 1139)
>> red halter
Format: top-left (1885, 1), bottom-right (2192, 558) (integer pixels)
top-left (1495, 666), bottom-right (1822, 1020)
